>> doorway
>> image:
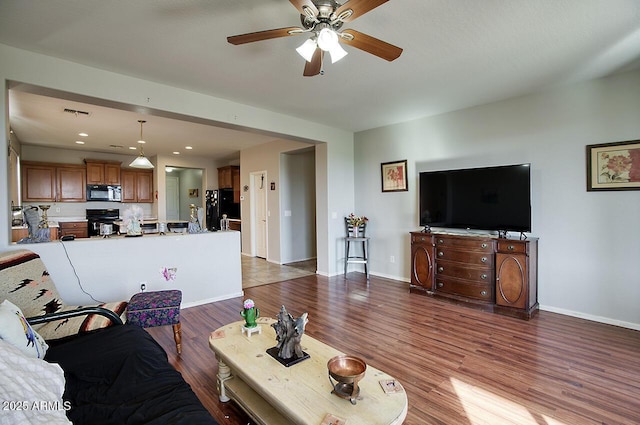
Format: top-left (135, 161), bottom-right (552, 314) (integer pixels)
top-left (251, 171), bottom-right (267, 259)
top-left (165, 176), bottom-right (180, 220)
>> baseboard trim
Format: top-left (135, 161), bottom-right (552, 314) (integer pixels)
top-left (182, 292), bottom-right (244, 310)
top-left (539, 305), bottom-right (640, 331)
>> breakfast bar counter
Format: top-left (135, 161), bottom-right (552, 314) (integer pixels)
top-left (6, 230), bottom-right (242, 307)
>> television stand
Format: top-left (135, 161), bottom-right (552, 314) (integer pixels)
top-left (409, 232), bottom-right (538, 320)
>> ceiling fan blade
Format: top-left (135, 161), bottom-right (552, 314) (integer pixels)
top-left (303, 48), bottom-right (323, 77)
top-left (335, 0), bottom-right (389, 23)
top-left (227, 27), bottom-right (303, 45)
top-left (340, 29), bottom-right (402, 61)
top-left (289, 0), bottom-right (318, 16)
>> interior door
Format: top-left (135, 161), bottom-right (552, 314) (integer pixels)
top-left (166, 176), bottom-right (180, 220)
top-left (252, 172), bottom-right (267, 259)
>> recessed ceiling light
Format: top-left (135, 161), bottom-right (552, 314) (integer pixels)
top-left (185, 146), bottom-right (193, 150)
top-left (137, 140), bottom-right (146, 144)
top-left (165, 167), bottom-right (174, 172)
top-left (173, 151), bottom-right (180, 155)
top-left (129, 146), bottom-right (138, 150)
top-left (78, 132), bottom-right (88, 137)
top-left (75, 141), bottom-right (85, 145)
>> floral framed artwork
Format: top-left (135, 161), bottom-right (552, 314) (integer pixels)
top-left (586, 140), bottom-right (640, 191)
top-left (381, 160), bottom-right (408, 192)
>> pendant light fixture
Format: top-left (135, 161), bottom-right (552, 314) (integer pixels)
top-left (129, 119), bottom-right (154, 169)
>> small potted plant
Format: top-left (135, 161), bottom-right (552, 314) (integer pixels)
top-left (348, 213), bottom-right (368, 237)
top-left (240, 299), bottom-right (259, 328)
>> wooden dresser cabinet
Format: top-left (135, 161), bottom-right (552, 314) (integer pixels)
top-left (410, 232), bottom-right (538, 319)
top-left (58, 221), bottom-right (89, 239)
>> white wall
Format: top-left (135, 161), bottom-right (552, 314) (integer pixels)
top-left (0, 43), bottom-right (354, 277)
top-left (280, 149), bottom-right (316, 264)
top-left (354, 70), bottom-right (640, 329)
top-left (240, 139), bottom-right (315, 264)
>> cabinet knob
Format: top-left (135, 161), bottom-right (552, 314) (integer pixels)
top-left (480, 290), bottom-right (488, 297)
top-left (481, 257), bottom-right (487, 263)
top-left (438, 239), bottom-right (444, 244)
top-left (420, 237), bottom-right (425, 241)
top-left (438, 266), bottom-right (444, 273)
top-left (481, 273), bottom-right (487, 280)
top-left (508, 245), bottom-right (515, 251)
top-left (438, 251), bottom-right (444, 257)
top-left (481, 243), bottom-right (487, 249)
top-left (437, 282), bottom-right (444, 288)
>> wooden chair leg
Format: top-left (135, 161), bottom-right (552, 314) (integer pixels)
top-left (172, 322), bottom-right (182, 354)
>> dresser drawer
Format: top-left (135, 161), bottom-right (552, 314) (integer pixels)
top-left (497, 240), bottom-right (528, 254)
top-left (436, 260), bottom-right (493, 282)
top-left (434, 276), bottom-right (494, 302)
top-left (435, 248), bottom-right (494, 266)
top-left (435, 237), bottom-right (494, 252)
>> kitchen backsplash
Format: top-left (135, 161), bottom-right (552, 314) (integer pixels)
top-left (19, 201), bottom-right (154, 219)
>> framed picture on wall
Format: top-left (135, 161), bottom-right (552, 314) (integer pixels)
top-left (381, 160), bottom-right (408, 192)
top-left (586, 139), bottom-right (640, 191)
top-left (188, 188), bottom-right (199, 197)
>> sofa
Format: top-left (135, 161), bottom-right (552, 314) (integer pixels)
top-left (0, 249), bottom-right (219, 425)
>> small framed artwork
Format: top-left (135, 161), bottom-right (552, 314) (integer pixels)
top-left (586, 140), bottom-right (640, 191)
top-left (381, 160), bottom-right (408, 192)
top-left (188, 188), bottom-right (199, 198)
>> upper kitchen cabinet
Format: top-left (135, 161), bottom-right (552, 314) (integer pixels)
top-left (85, 159), bottom-right (121, 185)
top-left (22, 161), bottom-right (86, 202)
top-left (121, 169), bottom-right (154, 203)
top-left (218, 166), bottom-right (239, 189)
top-left (218, 165), bottom-right (240, 202)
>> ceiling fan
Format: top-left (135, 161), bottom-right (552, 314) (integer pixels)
top-left (227, 0), bottom-right (403, 76)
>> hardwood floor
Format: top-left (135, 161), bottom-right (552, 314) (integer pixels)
top-left (147, 273), bottom-right (640, 425)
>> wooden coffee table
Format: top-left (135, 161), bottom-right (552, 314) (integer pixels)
top-left (209, 319), bottom-right (407, 425)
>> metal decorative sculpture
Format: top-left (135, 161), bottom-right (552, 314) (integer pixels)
top-left (267, 305), bottom-right (310, 367)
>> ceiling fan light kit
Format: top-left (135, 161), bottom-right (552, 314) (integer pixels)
top-left (129, 120), bottom-right (154, 169)
top-left (227, 0), bottom-right (402, 76)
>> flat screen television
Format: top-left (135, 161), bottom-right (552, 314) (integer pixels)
top-left (419, 163), bottom-right (531, 233)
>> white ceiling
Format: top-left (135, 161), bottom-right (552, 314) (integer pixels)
top-left (1, 0), bottom-right (640, 161)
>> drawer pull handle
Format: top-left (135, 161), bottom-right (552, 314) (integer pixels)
top-left (438, 251), bottom-right (444, 257)
top-left (437, 282), bottom-right (444, 288)
top-left (481, 273), bottom-right (487, 280)
top-left (438, 239), bottom-right (444, 244)
top-left (508, 245), bottom-right (515, 251)
top-left (438, 266), bottom-right (444, 273)
top-left (481, 257), bottom-right (487, 263)
top-left (481, 243), bottom-right (487, 248)
top-left (480, 290), bottom-right (488, 297)
top-left (420, 237), bottom-right (425, 241)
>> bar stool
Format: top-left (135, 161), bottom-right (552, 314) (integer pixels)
top-left (127, 290), bottom-right (182, 354)
top-left (344, 218), bottom-right (370, 280)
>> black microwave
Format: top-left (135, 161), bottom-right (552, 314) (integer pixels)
top-left (86, 185), bottom-right (122, 202)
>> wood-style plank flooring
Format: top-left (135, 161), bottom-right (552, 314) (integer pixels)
top-left (147, 272), bottom-right (640, 425)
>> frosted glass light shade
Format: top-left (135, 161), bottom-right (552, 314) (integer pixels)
top-left (129, 154), bottom-right (154, 169)
top-left (296, 38), bottom-right (317, 62)
top-left (328, 42), bottom-right (348, 63)
top-left (317, 28), bottom-right (338, 51)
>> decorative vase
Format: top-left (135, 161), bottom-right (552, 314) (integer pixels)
top-left (241, 306), bottom-right (259, 328)
top-left (352, 226), bottom-right (359, 237)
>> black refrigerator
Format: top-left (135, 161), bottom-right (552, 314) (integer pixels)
top-left (206, 189), bottom-right (239, 230)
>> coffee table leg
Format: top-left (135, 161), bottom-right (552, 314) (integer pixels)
top-left (216, 356), bottom-right (232, 402)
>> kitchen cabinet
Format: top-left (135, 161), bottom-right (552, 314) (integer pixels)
top-left (218, 166), bottom-right (240, 189)
top-left (218, 166), bottom-right (241, 202)
top-left (22, 161), bottom-right (86, 202)
top-left (85, 159), bottom-right (121, 185)
top-left (11, 226), bottom-right (59, 242)
top-left (121, 169), bottom-right (154, 203)
top-left (58, 221), bottom-right (88, 239)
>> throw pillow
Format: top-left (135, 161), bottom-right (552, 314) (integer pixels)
top-left (0, 299), bottom-right (48, 359)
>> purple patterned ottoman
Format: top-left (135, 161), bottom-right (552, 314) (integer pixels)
top-left (127, 290), bottom-right (182, 354)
